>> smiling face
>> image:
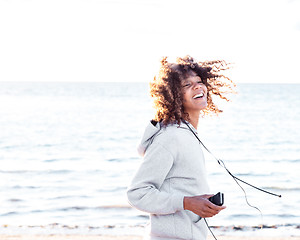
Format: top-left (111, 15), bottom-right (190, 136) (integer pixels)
top-left (181, 72), bottom-right (208, 117)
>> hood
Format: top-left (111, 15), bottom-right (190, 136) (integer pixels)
top-left (137, 120), bottom-right (197, 157)
top-left (137, 120), bottom-right (161, 156)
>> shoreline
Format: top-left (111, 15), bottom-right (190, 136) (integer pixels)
top-left (1, 235), bottom-right (300, 240)
top-left (1, 223), bottom-right (299, 239)
top-left (1, 224), bottom-right (299, 237)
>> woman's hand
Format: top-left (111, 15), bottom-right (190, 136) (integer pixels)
top-left (183, 194), bottom-right (226, 218)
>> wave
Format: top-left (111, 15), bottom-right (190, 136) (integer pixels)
top-left (1, 145), bottom-right (21, 150)
top-left (225, 214), bottom-right (255, 219)
top-left (53, 205), bottom-right (134, 212)
top-left (273, 159), bottom-right (300, 163)
top-left (7, 198), bottom-right (23, 202)
top-left (107, 158), bottom-right (123, 162)
top-left (12, 185), bottom-right (39, 189)
top-left (228, 213), bottom-right (298, 219)
top-left (263, 186), bottom-right (300, 191)
top-left (98, 186), bottom-right (127, 192)
top-left (0, 169), bottom-right (72, 174)
top-left (0, 205), bottom-right (134, 218)
top-left (49, 195), bottom-right (90, 200)
top-left (1, 211), bottom-right (18, 216)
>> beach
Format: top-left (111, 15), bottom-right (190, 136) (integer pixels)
top-left (1, 235), bottom-right (300, 240)
top-left (0, 82), bottom-right (299, 240)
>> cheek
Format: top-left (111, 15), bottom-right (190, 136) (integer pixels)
top-left (181, 91), bottom-right (190, 109)
top-left (182, 90), bottom-right (188, 102)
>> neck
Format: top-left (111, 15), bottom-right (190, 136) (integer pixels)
top-left (186, 112), bottom-right (200, 129)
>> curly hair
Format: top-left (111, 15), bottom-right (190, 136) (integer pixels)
top-left (150, 55), bottom-right (236, 126)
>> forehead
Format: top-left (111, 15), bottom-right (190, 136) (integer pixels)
top-left (182, 74), bottom-right (202, 82)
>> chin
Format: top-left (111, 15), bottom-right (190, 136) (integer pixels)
top-left (199, 103), bottom-right (208, 110)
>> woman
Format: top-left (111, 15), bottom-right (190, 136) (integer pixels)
top-left (127, 56), bottom-right (235, 239)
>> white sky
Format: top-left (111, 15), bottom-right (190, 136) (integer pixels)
top-left (0, 0), bottom-right (299, 83)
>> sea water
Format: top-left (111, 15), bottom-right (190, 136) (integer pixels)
top-left (0, 82), bottom-right (299, 236)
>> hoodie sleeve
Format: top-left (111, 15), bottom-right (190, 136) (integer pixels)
top-left (127, 142), bottom-right (184, 215)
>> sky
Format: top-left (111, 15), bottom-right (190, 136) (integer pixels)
top-left (0, 0), bottom-right (299, 83)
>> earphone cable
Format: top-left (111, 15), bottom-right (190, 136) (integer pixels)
top-left (183, 121), bottom-right (281, 198)
top-left (204, 218), bottom-right (218, 240)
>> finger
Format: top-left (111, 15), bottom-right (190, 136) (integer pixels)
top-left (213, 205), bottom-right (226, 211)
top-left (218, 205), bottom-right (226, 210)
top-left (206, 200), bottom-right (226, 210)
top-left (204, 203), bottom-right (220, 216)
top-left (201, 209), bottom-right (218, 218)
top-left (206, 200), bottom-right (221, 209)
top-left (193, 203), bottom-right (215, 218)
top-left (205, 205), bottom-right (227, 217)
top-left (202, 194), bottom-right (214, 199)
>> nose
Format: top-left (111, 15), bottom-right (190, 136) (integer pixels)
top-left (193, 82), bottom-right (202, 90)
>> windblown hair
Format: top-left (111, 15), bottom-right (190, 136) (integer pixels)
top-left (150, 55), bottom-right (236, 126)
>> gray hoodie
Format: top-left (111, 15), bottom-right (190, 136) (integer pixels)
top-left (127, 121), bottom-right (209, 240)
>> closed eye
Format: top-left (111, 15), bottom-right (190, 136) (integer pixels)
top-left (183, 83), bottom-right (191, 88)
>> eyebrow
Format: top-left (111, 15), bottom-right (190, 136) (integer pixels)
top-left (182, 80), bottom-right (191, 85)
top-left (183, 77), bottom-right (202, 83)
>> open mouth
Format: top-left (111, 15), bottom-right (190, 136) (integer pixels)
top-left (193, 93), bottom-right (204, 99)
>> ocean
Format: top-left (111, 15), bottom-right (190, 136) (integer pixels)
top-left (0, 82), bottom-right (299, 236)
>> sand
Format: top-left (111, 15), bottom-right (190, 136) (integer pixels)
top-left (1, 235), bottom-right (300, 240)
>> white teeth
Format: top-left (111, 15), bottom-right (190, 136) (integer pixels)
top-left (193, 93), bottom-right (204, 99)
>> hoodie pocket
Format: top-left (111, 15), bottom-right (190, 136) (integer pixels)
top-left (150, 214), bottom-right (176, 238)
top-left (174, 211), bottom-right (193, 239)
